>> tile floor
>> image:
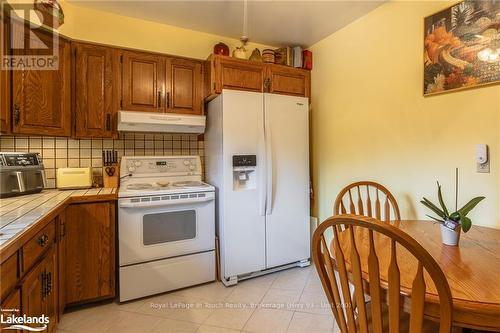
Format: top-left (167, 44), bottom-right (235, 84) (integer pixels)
top-left (57, 265), bottom-right (340, 333)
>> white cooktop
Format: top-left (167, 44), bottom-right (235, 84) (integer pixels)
top-left (119, 178), bottom-right (214, 198)
top-left (118, 156), bottom-right (214, 198)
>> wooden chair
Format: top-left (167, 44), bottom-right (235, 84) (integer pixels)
top-left (312, 215), bottom-right (453, 333)
top-left (334, 181), bottom-right (401, 221)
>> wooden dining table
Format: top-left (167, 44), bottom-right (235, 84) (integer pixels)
top-left (336, 220), bottom-right (500, 331)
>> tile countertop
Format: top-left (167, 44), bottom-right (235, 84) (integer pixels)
top-left (0, 188), bottom-right (117, 248)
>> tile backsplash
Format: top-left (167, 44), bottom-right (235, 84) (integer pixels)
top-left (0, 133), bottom-right (204, 188)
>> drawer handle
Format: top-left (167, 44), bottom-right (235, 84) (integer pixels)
top-left (41, 271), bottom-right (47, 299)
top-left (37, 234), bottom-right (49, 247)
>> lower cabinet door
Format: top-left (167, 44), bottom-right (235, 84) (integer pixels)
top-left (43, 246), bottom-right (58, 333)
top-left (65, 202), bottom-right (115, 305)
top-left (21, 259), bottom-right (45, 331)
top-left (57, 212), bottom-right (66, 317)
top-left (21, 246), bottom-right (57, 333)
top-left (1, 289), bottom-right (21, 332)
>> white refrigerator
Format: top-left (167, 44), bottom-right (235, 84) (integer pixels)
top-left (205, 89), bottom-right (310, 286)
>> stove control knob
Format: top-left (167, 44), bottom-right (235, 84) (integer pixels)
top-left (134, 161), bottom-right (142, 167)
top-left (128, 166), bottom-right (136, 172)
top-left (189, 165), bottom-right (195, 171)
top-left (183, 160), bottom-right (190, 166)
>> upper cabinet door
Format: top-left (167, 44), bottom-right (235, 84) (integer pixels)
top-left (11, 23), bottom-right (71, 136)
top-left (74, 43), bottom-right (119, 138)
top-left (214, 55), bottom-right (264, 94)
top-left (166, 58), bottom-right (203, 115)
top-left (266, 65), bottom-right (310, 98)
top-left (122, 51), bottom-right (165, 112)
top-left (1, 15), bottom-right (10, 134)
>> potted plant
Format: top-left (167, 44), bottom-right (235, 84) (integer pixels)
top-left (421, 181), bottom-right (484, 246)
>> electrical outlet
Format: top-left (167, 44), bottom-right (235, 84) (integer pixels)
top-left (477, 161), bottom-right (490, 173)
top-left (476, 144), bottom-right (490, 173)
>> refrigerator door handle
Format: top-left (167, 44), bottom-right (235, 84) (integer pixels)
top-left (265, 125), bottom-right (273, 215)
top-left (259, 116), bottom-right (266, 216)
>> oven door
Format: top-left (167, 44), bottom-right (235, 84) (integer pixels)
top-left (118, 192), bottom-right (215, 266)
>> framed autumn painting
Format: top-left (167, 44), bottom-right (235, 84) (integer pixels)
top-left (424, 0), bottom-right (500, 96)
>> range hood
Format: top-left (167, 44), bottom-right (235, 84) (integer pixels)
top-left (117, 111), bottom-right (206, 134)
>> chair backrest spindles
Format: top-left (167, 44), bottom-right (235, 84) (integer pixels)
top-left (320, 235), bottom-right (348, 332)
top-left (348, 226), bottom-right (369, 333)
top-left (357, 186), bottom-right (364, 216)
top-left (312, 216), bottom-right (453, 333)
top-left (367, 229), bottom-right (383, 333)
top-left (375, 190), bottom-right (382, 220)
top-left (388, 239), bottom-right (401, 332)
top-left (340, 200), bottom-right (347, 214)
top-left (409, 263), bottom-right (426, 333)
top-left (366, 186), bottom-right (373, 218)
top-left (334, 182), bottom-right (401, 222)
top-left (348, 190), bottom-right (356, 214)
top-left (384, 197), bottom-right (391, 222)
top-left (332, 226), bottom-right (357, 331)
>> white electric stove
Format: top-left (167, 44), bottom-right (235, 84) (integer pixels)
top-left (118, 156), bottom-right (215, 302)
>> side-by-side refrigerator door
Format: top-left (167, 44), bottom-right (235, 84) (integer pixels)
top-left (222, 90), bottom-right (267, 278)
top-left (264, 93), bottom-right (310, 268)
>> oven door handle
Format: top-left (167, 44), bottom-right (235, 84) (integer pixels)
top-left (119, 196), bottom-right (214, 208)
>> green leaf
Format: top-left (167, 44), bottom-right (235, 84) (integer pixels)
top-left (426, 214), bottom-right (444, 223)
top-left (449, 211), bottom-right (460, 222)
top-left (437, 181), bottom-right (449, 218)
top-left (458, 197), bottom-right (485, 217)
top-left (460, 215), bottom-right (472, 233)
top-left (420, 198), bottom-right (446, 219)
top-left (420, 199), bottom-right (446, 219)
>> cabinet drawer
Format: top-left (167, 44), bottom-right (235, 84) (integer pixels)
top-left (0, 253), bottom-right (18, 300)
top-left (22, 220), bottom-right (56, 273)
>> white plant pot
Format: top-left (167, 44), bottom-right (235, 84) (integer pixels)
top-left (440, 224), bottom-right (461, 246)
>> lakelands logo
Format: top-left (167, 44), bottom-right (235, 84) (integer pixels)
top-left (0, 308), bottom-right (49, 332)
top-left (1, 1), bottom-right (60, 70)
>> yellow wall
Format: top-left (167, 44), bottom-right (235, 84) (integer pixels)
top-left (310, 1), bottom-right (500, 228)
top-left (9, 0), bottom-right (272, 60)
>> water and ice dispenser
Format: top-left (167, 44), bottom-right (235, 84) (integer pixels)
top-left (232, 155), bottom-right (257, 191)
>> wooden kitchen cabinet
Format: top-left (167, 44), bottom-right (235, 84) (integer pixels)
top-left (121, 51), bottom-right (165, 112)
top-left (22, 220), bottom-right (56, 273)
top-left (65, 202), bottom-right (115, 305)
top-left (265, 65), bottom-right (310, 98)
top-left (166, 57), bottom-right (203, 115)
top-left (11, 21), bottom-right (71, 136)
top-left (0, 253), bottom-right (18, 300)
top-left (22, 245), bottom-right (58, 333)
top-left (1, 289), bottom-right (21, 331)
top-left (1, 14), bottom-right (10, 134)
top-left (74, 42), bottom-right (120, 138)
top-left (205, 54), bottom-right (310, 100)
top-left (205, 54), bottom-right (264, 97)
top-left (57, 212), bottom-right (66, 317)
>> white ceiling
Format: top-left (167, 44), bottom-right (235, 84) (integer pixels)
top-left (67, 0), bottom-right (385, 47)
